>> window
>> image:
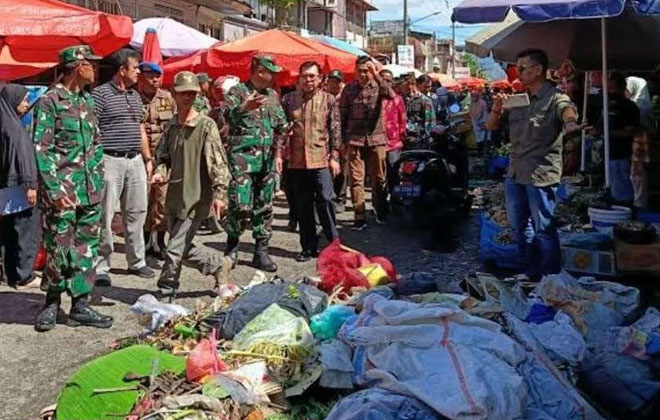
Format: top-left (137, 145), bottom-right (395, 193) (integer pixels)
top-left (199, 23), bottom-right (222, 40)
top-left (87, 0), bottom-right (121, 15)
top-left (154, 3), bottom-right (184, 21)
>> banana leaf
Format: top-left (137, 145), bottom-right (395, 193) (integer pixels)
top-left (56, 344), bottom-right (185, 420)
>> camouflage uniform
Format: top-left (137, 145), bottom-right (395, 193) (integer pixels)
top-left (404, 92), bottom-right (436, 143)
top-left (141, 88), bottom-right (176, 232)
top-left (193, 73), bottom-right (212, 115)
top-left (33, 59), bottom-right (104, 298)
top-left (218, 81), bottom-right (288, 240)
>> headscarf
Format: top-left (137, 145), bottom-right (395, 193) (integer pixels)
top-left (626, 76), bottom-right (653, 129)
top-left (0, 84), bottom-right (37, 190)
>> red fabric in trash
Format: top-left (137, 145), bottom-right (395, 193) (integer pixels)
top-left (0, 0), bottom-right (132, 78)
top-left (316, 239), bottom-right (396, 294)
top-left (186, 331), bottom-right (227, 382)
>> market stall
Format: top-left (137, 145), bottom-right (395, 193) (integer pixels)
top-left (0, 0), bottom-right (132, 81)
top-left (131, 18), bottom-right (219, 58)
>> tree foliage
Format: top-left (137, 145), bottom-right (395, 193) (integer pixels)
top-left (463, 53), bottom-right (487, 79)
top-left (260, 0), bottom-right (297, 9)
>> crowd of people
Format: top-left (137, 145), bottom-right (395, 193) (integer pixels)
top-left (0, 45), bottom-right (654, 333)
top-left (0, 45), bottom-right (466, 333)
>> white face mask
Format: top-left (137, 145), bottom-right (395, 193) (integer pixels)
top-left (589, 87), bottom-right (601, 95)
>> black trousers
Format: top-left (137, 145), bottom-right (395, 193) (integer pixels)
top-left (282, 161), bottom-right (297, 224)
top-left (333, 167), bottom-right (348, 205)
top-left (0, 207), bottom-right (39, 285)
top-left (290, 168), bottom-right (339, 252)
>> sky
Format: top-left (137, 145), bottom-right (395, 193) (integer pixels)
top-left (368, 0), bottom-right (486, 44)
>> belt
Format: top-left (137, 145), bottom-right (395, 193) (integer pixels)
top-left (104, 150), bottom-right (141, 159)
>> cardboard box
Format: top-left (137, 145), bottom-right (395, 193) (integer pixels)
top-left (614, 240), bottom-right (660, 275)
top-left (561, 246), bottom-right (616, 276)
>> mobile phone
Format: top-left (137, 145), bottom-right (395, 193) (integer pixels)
top-left (503, 93), bottom-right (530, 109)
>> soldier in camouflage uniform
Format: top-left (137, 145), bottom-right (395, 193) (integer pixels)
top-left (32, 45), bottom-right (113, 332)
top-left (402, 73), bottom-right (436, 147)
top-left (217, 56), bottom-right (288, 272)
top-left (151, 72), bottom-right (231, 296)
top-left (193, 73), bottom-right (212, 115)
top-left (137, 61), bottom-right (176, 257)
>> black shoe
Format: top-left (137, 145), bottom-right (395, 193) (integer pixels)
top-left (352, 219), bottom-right (367, 231)
top-left (253, 239), bottom-right (277, 272)
top-left (96, 273), bottom-right (112, 287)
top-left (35, 296), bottom-right (60, 332)
top-left (67, 296), bottom-right (113, 329)
top-left (156, 282), bottom-right (178, 302)
top-left (129, 266), bottom-right (155, 279)
top-left (224, 237), bottom-right (240, 269)
top-left (287, 220), bottom-right (298, 232)
top-left (296, 250), bottom-right (318, 262)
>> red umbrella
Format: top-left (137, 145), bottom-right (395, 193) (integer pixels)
top-left (0, 45), bottom-right (56, 81)
top-left (458, 76), bottom-right (487, 90)
top-left (141, 28), bottom-right (163, 66)
top-left (162, 49), bottom-right (210, 86)
top-left (204, 29), bottom-right (358, 86)
top-left (0, 0), bottom-right (132, 64)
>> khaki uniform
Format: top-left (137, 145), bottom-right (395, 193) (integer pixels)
top-left (141, 88), bottom-right (175, 232)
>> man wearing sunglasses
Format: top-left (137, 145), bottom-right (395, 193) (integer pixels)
top-left (486, 49), bottom-right (584, 279)
top-left (93, 49), bottom-right (155, 286)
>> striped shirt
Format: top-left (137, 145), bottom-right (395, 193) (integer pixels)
top-left (92, 81), bottom-right (142, 152)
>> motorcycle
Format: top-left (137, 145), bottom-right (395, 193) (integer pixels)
top-left (391, 105), bottom-right (472, 245)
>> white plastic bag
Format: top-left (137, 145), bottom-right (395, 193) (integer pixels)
top-left (130, 294), bottom-right (189, 333)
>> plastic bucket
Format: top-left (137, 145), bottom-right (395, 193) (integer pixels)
top-left (589, 206), bottom-right (632, 235)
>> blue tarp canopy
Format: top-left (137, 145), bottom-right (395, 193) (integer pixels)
top-left (308, 35), bottom-right (367, 57)
top-left (452, 0), bottom-right (660, 23)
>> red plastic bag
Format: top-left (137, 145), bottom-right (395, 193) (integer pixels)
top-left (316, 240), bottom-right (396, 294)
top-left (185, 330), bottom-right (227, 382)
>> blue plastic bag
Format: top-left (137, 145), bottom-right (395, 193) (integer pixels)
top-left (310, 306), bottom-right (356, 341)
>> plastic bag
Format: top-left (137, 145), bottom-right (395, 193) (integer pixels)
top-left (233, 304), bottom-right (314, 350)
top-left (310, 306), bottom-right (356, 341)
top-left (317, 239), bottom-right (396, 294)
top-left (130, 294), bottom-right (189, 333)
top-left (186, 331), bottom-right (228, 382)
top-left (479, 213), bottom-right (525, 269)
top-left (325, 389), bottom-right (443, 420)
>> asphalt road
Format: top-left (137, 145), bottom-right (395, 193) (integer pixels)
top-left (0, 196), bottom-right (479, 420)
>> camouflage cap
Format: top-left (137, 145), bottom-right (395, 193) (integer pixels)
top-left (328, 70), bottom-right (344, 81)
top-left (58, 45), bottom-right (101, 65)
top-left (173, 71), bottom-right (201, 92)
top-left (253, 55), bottom-right (282, 73)
top-left (196, 72), bottom-right (211, 83)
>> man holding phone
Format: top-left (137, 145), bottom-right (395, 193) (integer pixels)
top-left (486, 49), bottom-right (583, 279)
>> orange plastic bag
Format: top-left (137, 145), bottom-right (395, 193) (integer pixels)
top-left (185, 329), bottom-right (227, 382)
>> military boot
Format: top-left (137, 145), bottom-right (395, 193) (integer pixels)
top-left (34, 294), bottom-right (61, 332)
top-left (253, 238), bottom-right (277, 272)
top-left (224, 237), bottom-right (240, 269)
top-left (67, 295), bottom-right (113, 329)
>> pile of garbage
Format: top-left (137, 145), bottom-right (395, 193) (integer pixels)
top-left (47, 238), bottom-right (660, 420)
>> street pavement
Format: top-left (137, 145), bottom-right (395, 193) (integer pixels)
top-left (0, 196), bottom-right (479, 420)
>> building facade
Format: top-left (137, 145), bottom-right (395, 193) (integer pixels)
top-left (64, 0), bottom-right (376, 48)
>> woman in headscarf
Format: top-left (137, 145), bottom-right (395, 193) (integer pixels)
top-left (626, 76), bottom-right (654, 131)
top-left (0, 84), bottom-right (39, 287)
top-left (470, 90), bottom-right (490, 156)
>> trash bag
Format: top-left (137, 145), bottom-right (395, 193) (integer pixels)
top-left (186, 331), bottom-right (228, 382)
top-left (130, 294), bottom-right (189, 334)
top-left (201, 281), bottom-right (327, 339)
top-left (310, 306), bottom-right (356, 341)
top-left (527, 311), bottom-right (587, 365)
top-left (233, 304), bottom-right (314, 350)
top-left (339, 294), bottom-right (528, 420)
top-left (605, 307), bottom-right (660, 360)
top-left (395, 272), bottom-right (440, 296)
top-left (479, 213), bottom-right (525, 269)
top-left (319, 339), bottom-right (354, 389)
top-left (579, 350), bottom-right (660, 416)
top-left (503, 314), bottom-right (604, 420)
top-left (325, 389), bottom-right (447, 420)
top-left (317, 239), bottom-right (396, 294)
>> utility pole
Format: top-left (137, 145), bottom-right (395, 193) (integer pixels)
top-left (451, 21), bottom-right (456, 78)
top-left (403, 0), bottom-right (408, 46)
